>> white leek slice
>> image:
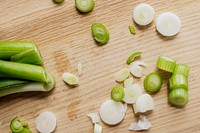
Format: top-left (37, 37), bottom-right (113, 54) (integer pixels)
top-left (134, 94), bottom-right (154, 113)
top-left (129, 61), bottom-right (147, 78)
top-left (99, 100), bottom-right (125, 125)
top-left (87, 113), bottom-right (100, 124)
top-left (156, 12), bottom-right (181, 36)
top-left (129, 115), bottom-right (151, 131)
top-left (62, 72), bottom-right (79, 85)
top-left (114, 68), bottom-right (130, 82)
top-left (94, 123), bottom-right (102, 133)
top-left (124, 77), bottom-right (134, 88)
top-left (77, 63), bottom-right (83, 76)
top-left (123, 84), bottom-right (143, 104)
top-left (133, 3), bottom-right (155, 26)
top-left (35, 112), bottom-right (57, 133)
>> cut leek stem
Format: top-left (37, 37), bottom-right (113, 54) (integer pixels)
top-left (156, 56), bottom-right (176, 72)
top-left (129, 26), bottom-right (136, 34)
top-left (144, 72), bottom-right (163, 93)
top-left (111, 86), bottom-right (124, 102)
top-left (169, 88), bottom-right (188, 107)
top-left (10, 117), bottom-right (32, 133)
top-left (11, 49), bottom-right (43, 65)
top-left (0, 72), bottom-right (55, 97)
top-left (0, 79), bottom-right (29, 90)
top-left (0, 60), bottom-right (48, 82)
top-left (173, 64), bottom-right (190, 78)
top-left (0, 41), bottom-right (43, 65)
top-left (169, 74), bottom-right (188, 90)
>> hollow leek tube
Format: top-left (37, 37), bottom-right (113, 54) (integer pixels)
top-left (0, 72), bottom-right (55, 97)
top-left (10, 117), bottom-right (32, 133)
top-left (11, 49), bottom-right (43, 65)
top-left (173, 64), bottom-right (190, 78)
top-left (169, 74), bottom-right (188, 91)
top-left (111, 86), bottom-right (124, 102)
top-left (156, 56), bottom-right (176, 72)
top-left (0, 60), bottom-right (48, 82)
top-left (0, 41), bottom-right (43, 65)
top-left (169, 88), bottom-right (188, 107)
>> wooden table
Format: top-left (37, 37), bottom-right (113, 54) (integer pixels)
top-left (0, 0), bottom-right (200, 132)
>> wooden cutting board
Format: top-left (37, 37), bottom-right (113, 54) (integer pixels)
top-left (0, 0), bottom-right (200, 132)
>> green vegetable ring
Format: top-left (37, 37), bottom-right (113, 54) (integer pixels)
top-left (75, 0), bottom-right (95, 13)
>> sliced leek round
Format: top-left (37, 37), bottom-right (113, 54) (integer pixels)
top-left (173, 64), bottom-right (190, 78)
top-left (114, 68), bottom-right (130, 82)
top-left (156, 56), bottom-right (176, 72)
top-left (62, 72), bottom-right (79, 86)
top-left (111, 86), bottom-right (125, 102)
top-left (169, 74), bottom-right (188, 90)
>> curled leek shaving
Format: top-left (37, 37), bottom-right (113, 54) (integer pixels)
top-left (10, 117), bottom-right (32, 133)
top-left (173, 64), bottom-right (190, 78)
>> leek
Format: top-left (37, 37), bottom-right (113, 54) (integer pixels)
top-left (173, 64), bottom-right (190, 78)
top-left (0, 79), bottom-right (29, 90)
top-left (169, 88), bottom-right (188, 107)
top-left (10, 117), bottom-right (32, 133)
top-left (156, 56), bottom-right (176, 72)
top-left (111, 86), bottom-right (124, 102)
top-left (169, 74), bottom-right (188, 90)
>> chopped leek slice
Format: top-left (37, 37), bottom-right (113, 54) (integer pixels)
top-left (94, 123), bottom-right (102, 133)
top-left (156, 56), bottom-right (176, 72)
top-left (169, 88), bottom-right (188, 107)
top-left (144, 72), bottom-right (163, 93)
top-left (62, 72), bottom-right (79, 86)
top-left (114, 68), bottom-right (130, 82)
top-left (126, 52), bottom-right (142, 64)
top-left (77, 63), bottom-right (83, 76)
top-left (124, 77), bottom-right (134, 88)
top-left (10, 117), bottom-right (32, 133)
top-left (87, 113), bottom-right (100, 124)
top-left (169, 74), bottom-right (188, 90)
top-left (111, 86), bottom-right (124, 102)
top-left (75, 0), bottom-right (95, 13)
top-left (173, 64), bottom-right (190, 78)
top-left (129, 26), bottom-right (136, 34)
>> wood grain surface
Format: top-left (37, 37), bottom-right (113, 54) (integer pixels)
top-left (0, 0), bottom-right (200, 132)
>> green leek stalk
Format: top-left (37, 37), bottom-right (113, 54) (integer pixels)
top-left (169, 74), bottom-right (188, 91)
top-left (169, 88), bottom-right (188, 107)
top-left (0, 41), bottom-right (43, 65)
top-left (0, 72), bottom-right (55, 97)
top-left (0, 79), bottom-right (29, 90)
top-left (10, 117), bottom-right (32, 133)
top-left (0, 60), bottom-right (47, 82)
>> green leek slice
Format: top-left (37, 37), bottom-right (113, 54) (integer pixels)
top-left (169, 74), bottom-right (188, 90)
top-left (126, 52), bottom-right (142, 64)
top-left (173, 64), bottom-right (190, 78)
top-left (75, 0), bottom-right (95, 13)
top-left (156, 56), bottom-right (176, 72)
top-left (169, 88), bottom-right (188, 107)
top-left (111, 86), bottom-right (125, 102)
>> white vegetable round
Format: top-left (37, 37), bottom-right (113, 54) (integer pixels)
top-left (133, 3), bottom-right (155, 26)
top-left (134, 94), bottom-right (154, 113)
top-left (114, 68), bottom-right (130, 82)
top-left (99, 100), bottom-right (125, 125)
top-left (62, 72), bottom-right (79, 85)
top-left (156, 12), bottom-right (181, 36)
top-left (123, 84), bottom-right (143, 104)
top-left (35, 112), bottom-right (57, 133)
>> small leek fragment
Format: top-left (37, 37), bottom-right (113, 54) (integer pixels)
top-left (169, 74), bottom-right (188, 90)
top-left (62, 72), bottom-right (79, 86)
top-left (91, 23), bottom-right (110, 45)
top-left (129, 26), bottom-right (136, 34)
top-left (0, 72), bottom-right (55, 97)
top-left (77, 63), bottom-right (83, 76)
top-left (169, 88), bottom-right (188, 107)
top-left (99, 100), bottom-right (125, 125)
top-left (0, 60), bottom-right (48, 82)
top-left (10, 117), bottom-right (32, 133)
top-left (124, 77), bottom-right (134, 88)
top-left (173, 64), bottom-right (190, 78)
top-left (11, 49), bottom-right (43, 65)
top-left (53, 0), bottom-right (64, 3)
top-left (114, 68), bottom-right (130, 82)
top-left (144, 72), bottom-right (163, 93)
top-left (87, 113), bottom-right (100, 124)
top-left (156, 56), bottom-right (176, 72)
top-left (35, 112), bottom-right (57, 133)
top-left (94, 123), bottom-right (102, 133)
top-left (75, 0), bottom-right (95, 13)
top-left (0, 79), bottom-right (29, 90)
top-left (111, 86), bottom-right (124, 102)
top-left (123, 84), bottom-right (142, 104)
top-left (126, 52), bottom-right (142, 64)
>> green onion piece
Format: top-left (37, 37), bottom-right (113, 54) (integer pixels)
top-left (53, 0), bottom-right (64, 3)
top-left (0, 60), bottom-right (48, 82)
top-left (169, 88), bottom-right (188, 107)
top-left (144, 72), bottom-right (163, 93)
top-left (0, 72), bottom-right (55, 97)
top-left (91, 23), bottom-right (110, 45)
top-left (75, 0), bottom-right (95, 13)
top-left (126, 52), bottom-right (142, 64)
top-left (173, 64), bottom-right (190, 78)
top-left (10, 117), bottom-right (32, 133)
top-left (11, 49), bottom-right (43, 65)
top-left (129, 25), bottom-right (136, 34)
top-left (169, 74), bottom-right (188, 91)
top-left (111, 86), bottom-right (124, 102)
top-left (0, 79), bottom-right (29, 90)
top-left (156, 56), bottom-right (176, 72)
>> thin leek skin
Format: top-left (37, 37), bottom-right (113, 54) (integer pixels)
top-left (11, 49), bottom-right (43, 65)
top-left (0, 72), bottom-right (55, 97)
top-left (75, 0), bottom-right (95, 13)
top-left (10, 117), bottom-right (32, 133)
top-left (156, 56), bottom-right (176, 72)
top-left (169, 88), bottom-right (188, 107)
top-left (0, 79), bottom-right (29, 90)
top-left (169, 74), bottom-right (188, 91)
top-left (0, 60), bottom-right (47, 82)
